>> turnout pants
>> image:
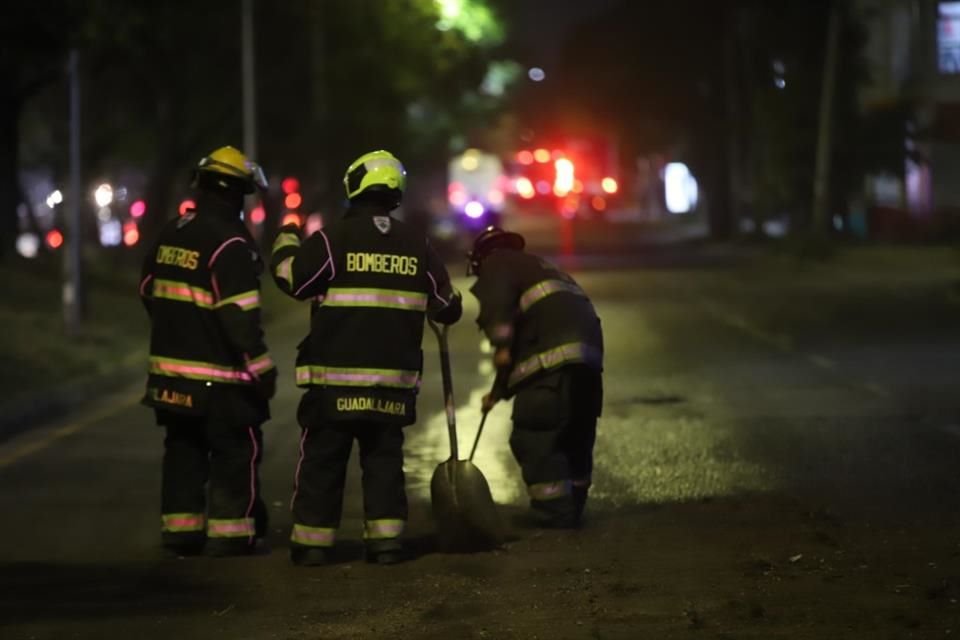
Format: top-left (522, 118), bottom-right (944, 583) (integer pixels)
top-left (290, 419), bottom-right (407, 550)
top-left (159, 414), bottom-right (265, 552)
top-left (510, 365), bottom-right (602, 525)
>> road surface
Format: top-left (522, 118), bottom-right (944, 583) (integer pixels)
top-left (2, 242), bottom-right (960, 639)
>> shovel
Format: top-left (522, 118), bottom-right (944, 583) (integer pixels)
top-left (428, 320), bottom-right (503, 552)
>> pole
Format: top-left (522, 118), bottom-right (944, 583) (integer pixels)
top-left (64, 49), bottom-right (84, 335)
top-left (242, 0), bottom-right (256, 160)
top-left (811, 5), bottom-right (841, 236)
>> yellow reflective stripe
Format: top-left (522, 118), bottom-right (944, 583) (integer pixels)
top-left (207, 517), bottom-right (255, 538)
top-left (150, 356), bottom-right (253, 384)
top-left (508, 342), bottom-right (602, 388)
top-left (272, 231), bottom-right (301, 253)
top-left (161, 512), bottom-right (205, 532)
top-left (275, 256), bottom-right (295, 289)
top-left (295, 365), bottom-right (420, 389)
top-left (519, 279), bottom-right (586, 313)
top-left (216, 289), bottom-right (260, 311)
top-left (291, 524), bottom-right (336, 547)
top-left (363, 519), bottom-right (405, 540)
top-left (528, 480), bottom-right (572, 501)
top-left (152, 279), bottom-right (215, 308)
top-left (323, 287), bottom-right (427, 311)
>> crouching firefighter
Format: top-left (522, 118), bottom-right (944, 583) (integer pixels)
top-left (139, 145), bottom-right (277, 557)
top-left (271, 150), bottom-right (461, 566)
top-left (468, 226), bottom-right (604, 528)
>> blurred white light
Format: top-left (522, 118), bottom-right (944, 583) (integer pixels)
top-left (664, 162), bottom-right (699, 214)
top-left (464, 200), bottom-right (485, 219)
top-left (833, 215), bottom-right (844, 231)
top-left (775, 77), bottom-right (786, 89)
top-left (528, 67), bottom-right (545, 82)
top-left (99, 218), bottom-right (122, 247)
top-left (97, 206), bottom-right (112, 222)
top-left (553, 158), bottom-right (574, 196)
top-left (16, 233), bottom-right (39, 258)
top-left (46, 189), bottom-right (63, 208)
top-left (94, 183), bottom-right (113, 208)
top-left (115, 186), bottom-right (128, 201)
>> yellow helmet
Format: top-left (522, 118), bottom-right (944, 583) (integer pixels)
top-left (196, 145), bottom-right (267, 195)
top-left (343, 150), bottom-right (406, 201)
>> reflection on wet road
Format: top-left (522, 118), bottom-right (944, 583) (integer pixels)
top-left (405, 359), bottom-right (525, 505)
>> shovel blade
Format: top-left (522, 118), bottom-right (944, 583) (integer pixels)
top-left (430, 459), bottom-right (503, 552)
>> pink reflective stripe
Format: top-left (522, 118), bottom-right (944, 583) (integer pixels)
top-left (295, 529), bottom-right (334, 543)
top-left (324, 372), bottom-right (411, 385)
top-left (209, 236), bottom-right (246, 268)
top-left (290, 428), bottom-right (309, 511)
top-left (139, 274), bottom-right (153, 297)
top-left (218, 292), bottom-right (260, 310)
top-left (151, 359), bottom-right (252, 382)
top-left (318, 230), bottom-right (336, 280)
top-left (365, 519), bottom-right (405, 538)
top-left (325, 292), bottom-right (426, 308)
top-left (208, 519), bottom-right (255, 536)
top-left (244, 426), bottom-right (258, 542)
top-left (162, 514), bottom-right (205, 531)
top-left (157, 284), bottom-right (214, 305)
top-left (167, 516), bottom-right (203, 528)
top-left (427, 272), bottom-right (450, 306)
top-left (247, 354), bottom-right (274, 374)
top-left (293, 230), bottom-right (335, 297)
top-left (295, 366), bottom-right (420, 388)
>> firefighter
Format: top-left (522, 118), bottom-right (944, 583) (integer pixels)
top-left (139, 145), bottom-right (276, 557)
top-left (270, 150), bottom-right (462, 566)
top-left (467, 226), bottom-right (603, 528)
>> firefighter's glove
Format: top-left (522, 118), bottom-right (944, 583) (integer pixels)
top-left (433, 289), bottom-right (463, 325)
top-left (481, 392), bottom-right (498, 413)
top-left (493, 347), bottom-right (512, 368)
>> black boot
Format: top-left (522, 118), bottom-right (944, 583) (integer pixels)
top-left (290, 546), bottom-right (330, 566)
top-left (365, 538), bottom-right (408, 565)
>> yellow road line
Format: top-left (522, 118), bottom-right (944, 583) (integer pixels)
top-left (0, 394), bottom-right (141, 469)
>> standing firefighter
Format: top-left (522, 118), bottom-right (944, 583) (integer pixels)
top-left (271, 150), bottom-right (462, 566)
top-left (139, 146), bottom-right (276, 557)
top-left (468, 226), bottom-right (603, 528)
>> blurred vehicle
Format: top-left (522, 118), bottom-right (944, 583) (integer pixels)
top-left (505, 137), bottom-right (621, 220)
top-left (446, 148), bottom-right (506, 231)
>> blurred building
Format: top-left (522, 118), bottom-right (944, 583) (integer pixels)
top-left (856, 0), bottom-right (960, 235)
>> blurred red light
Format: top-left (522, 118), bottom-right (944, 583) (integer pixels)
top-left (249, 206), bottom-right (266, 224)
top-left (516, 150), bottom-right (534, 165)
top-left (281, 212), bottom-right (302, 227)
top-left (129, 199), bottom-right (147, 218)
top-left (123, 222), bottom-right (140, 246)
top-left (281, 177), bottom-right (300, 195)
top-left (534, 148), bottom-right (551, 163)
top-left (46, 229), bottom-right (64, 249)
top-left (591, 196), bottom-right (607, 211)
top-left (179, 199), bottom-right (196, 216)
top-left (284, 192), bottom-right (302, 209)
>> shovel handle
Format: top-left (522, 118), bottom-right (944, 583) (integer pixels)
top-left (468, 409), bottom-right (488, 462)
top-left (428, 319), bottom-right (459, 461)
